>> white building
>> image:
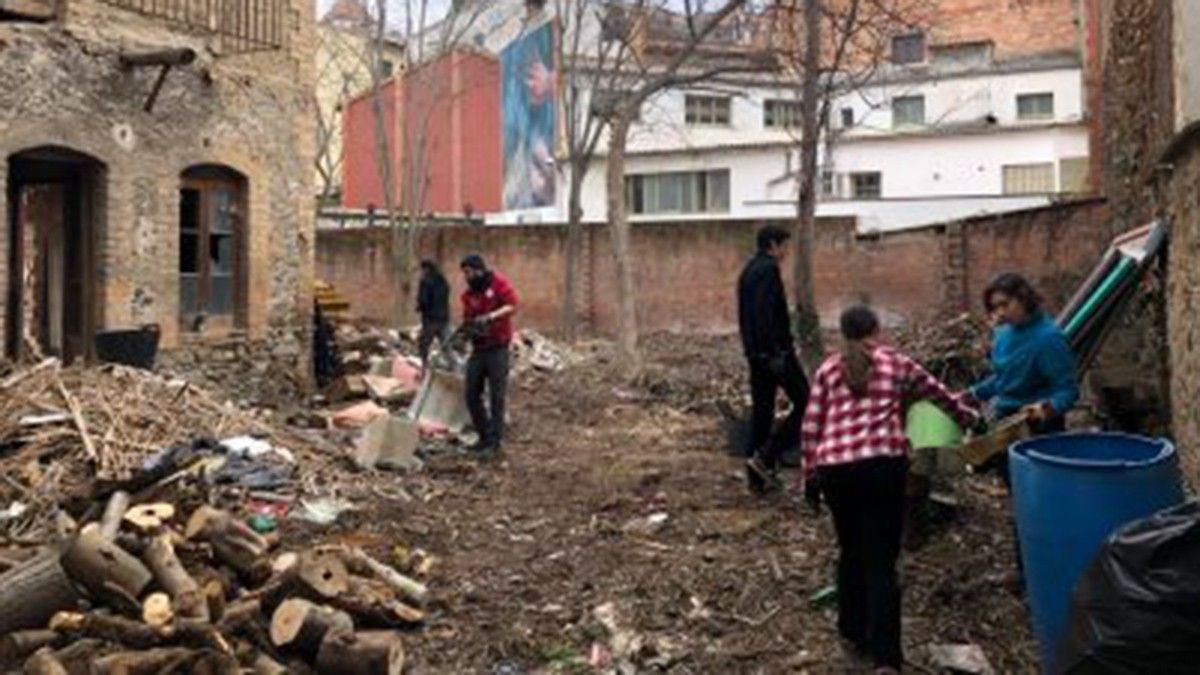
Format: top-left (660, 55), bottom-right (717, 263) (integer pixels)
top-left (558, 49), bottom-right (1090, 233)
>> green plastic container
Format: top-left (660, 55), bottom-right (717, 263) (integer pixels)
top-left (906, 400), bottom-right (963, 449)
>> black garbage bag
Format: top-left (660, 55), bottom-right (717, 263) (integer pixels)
top-left (1058, 500), bottom-right (1200, 674)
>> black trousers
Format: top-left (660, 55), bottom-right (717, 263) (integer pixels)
top-left (466, 347), bottom-right (510, 446)
top-left (418, 321), bottom-right (450, 365)
top-left (820, 456), bottom-right (908, 670)
top-left (747, 352), bottom-right (810, 467)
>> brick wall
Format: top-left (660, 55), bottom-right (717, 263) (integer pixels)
top-left (317, 199), bottom-right (1111, 336)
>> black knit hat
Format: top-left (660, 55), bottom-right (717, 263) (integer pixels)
top-left (460, 254), bottom-right (487, 271)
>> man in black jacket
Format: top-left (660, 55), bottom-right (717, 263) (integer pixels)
top-left (417, 260), bottom-right (451, 367)
top-left (737, 225), bottom-right (810, 493)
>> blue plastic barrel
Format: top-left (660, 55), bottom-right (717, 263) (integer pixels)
top-left (1009, 433), bottom-right (1184, 672)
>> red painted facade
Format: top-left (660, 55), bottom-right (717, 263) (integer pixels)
top-left (342, 51), bottom-right (502, 214)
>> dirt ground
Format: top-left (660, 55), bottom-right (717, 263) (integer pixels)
top-left (303, 334), bottom-right (1039, 674)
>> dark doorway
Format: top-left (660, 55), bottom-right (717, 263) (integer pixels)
top-left (5, 147), bottom-right (104, 362)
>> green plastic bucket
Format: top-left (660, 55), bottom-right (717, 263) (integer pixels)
top-left (906, 400), bottom-right (963, 449)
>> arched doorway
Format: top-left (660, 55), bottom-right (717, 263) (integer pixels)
top-left (5, 146), bottom-right (105, 362)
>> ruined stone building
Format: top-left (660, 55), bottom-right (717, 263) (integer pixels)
top-left (1089, 0), bottom-right (1200, 483)
top-left (0, 0), bottom-right (315, 385)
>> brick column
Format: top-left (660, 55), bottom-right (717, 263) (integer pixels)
top-left (943, 222), bottom-right (969, 312)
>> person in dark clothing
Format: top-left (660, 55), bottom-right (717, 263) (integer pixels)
top-left (416, 260), bottom-right (451, 367)
top-left (737, 224), bottom-right (810, 493)
top-left (459, 254), bottom-right (519, 458)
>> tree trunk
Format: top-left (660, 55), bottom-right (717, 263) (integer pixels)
top-left (315, 631), bottom-right (404, 675)
top-left (604, 113), bottom-right (641, 375)
top-left (793, 0), bottom-right (825, 370)
top-left (0, 548), bottom-right (81, 635)
top-left (562, 166), bottom-right (587, 341)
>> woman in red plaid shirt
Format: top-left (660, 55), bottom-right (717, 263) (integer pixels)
top-left (801, 306), bottom-right (980, 674)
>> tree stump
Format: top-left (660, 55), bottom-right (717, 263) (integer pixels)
top-left (315, 631), bottom-right (404, 675)
top-left (0, 548), bottom-right (81, 634)
top-left (186, 507), bottom-right (271, 582)
top-left (98, 491), bottom-right (131, 541)
top-left (270, 598), bottom-right (354, 661)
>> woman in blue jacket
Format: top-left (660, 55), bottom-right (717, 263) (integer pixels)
top-left (971, 273), bottom-right (1079, 439)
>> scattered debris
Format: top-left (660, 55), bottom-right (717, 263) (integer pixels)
top-left (929, 643), bottom-right (996, 674)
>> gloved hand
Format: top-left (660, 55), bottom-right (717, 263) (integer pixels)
top-left (803, 475), bottom-right (822, 515)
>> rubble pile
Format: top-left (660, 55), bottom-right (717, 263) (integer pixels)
top-left (892, 313), bottom-right (992, 388)
top-left (0, 494), bottom-right (424, 674)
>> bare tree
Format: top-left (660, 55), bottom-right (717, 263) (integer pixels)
top-left (596, 0), bottom-right (769, 373)
top-left (772, 0), bottom-right (933, 364)
top-left (365, 0), bottom-right (495, 325)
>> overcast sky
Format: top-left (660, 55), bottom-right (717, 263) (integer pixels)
top-left (315, 0), bottom-right (454, 26)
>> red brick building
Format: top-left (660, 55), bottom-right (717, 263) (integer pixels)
top-left (341, 50), bottom-right (502, 214)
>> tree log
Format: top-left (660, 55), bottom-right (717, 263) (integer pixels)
top-left (270, 598), bottom-right (354, 660)
top-left (62, 531), bottom-right (153, 603)
top-left (343, 547), bottom-right (428, 606)
top-left (185, 507), bottom-right (271, 582)
top-left (315, 631), bottom-right (404, 675)
top-left (0, 548), bottom-right (81, 634)
top-left (336, 576), bottom-right (425, 627)
top-left (124, 503), bottom-right (176, 533)
top-left (258, 551), bottom-right (350, 617)
top-left (98, 491), bottom-right (131, 540)
top-left (0, 630), bottom-right (61, 666)
top-left (142, 592), bottom-right (174, 628)
top-left (144, 536), bottom-right (210, 621)
top-left (48, 638), bottom-right (102, 669)
top-left (252, 653), bottom-right (289, 675)
top-left (89, 648), bottom-right (194, 675)
top-left (49, 612), bottom-right (158, 649)
top-left (22, 648), bottom-right (67, 675)
top-left (204, 579), bottom-right (227, 622)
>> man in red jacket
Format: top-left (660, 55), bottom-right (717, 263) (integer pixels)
top-left (459, 254), bottom-right (519, 457)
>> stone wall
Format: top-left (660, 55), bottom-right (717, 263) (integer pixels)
top-left (316, 199), bottom-right (1111, 336)
top-left (1164, 133), bottom-right (1200, 485)
top-left (0, 0), bottom-right (316, 393)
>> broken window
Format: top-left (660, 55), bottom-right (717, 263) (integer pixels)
top-left (1017, 93), bottom-right (1055, 121)
top-left (685, 95), bottom-right (732, 126)
top-left (891, 33), bottom-right (925, 65)
top-left (179, 166), bottom-right (246, 329)
top-left (1002, 162), bottom-right (1055, 194)
top-left (850, 172), bottom-right (882, 200)
top-left (892, 95), bottom-right (925, 127)
top-left (625, 169), bottom-right (731, 215)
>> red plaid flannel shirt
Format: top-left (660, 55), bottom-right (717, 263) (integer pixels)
top-left (801, 344), bottom-right (978, 477)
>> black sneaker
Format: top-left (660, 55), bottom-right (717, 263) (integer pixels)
top-left (747, 457), bottom-right (782, 494)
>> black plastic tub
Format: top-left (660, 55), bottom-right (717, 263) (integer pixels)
top-left (94, 324), bottom-right (161, 369)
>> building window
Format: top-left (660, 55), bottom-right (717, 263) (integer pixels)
top-left (892, 95), bottom-right (925, 127)
top-left (850, 172), bottom-right (882, 199)
top-left (1002, 162), bottom-right (1055, 194)
top-left (1017, 92), bottom-right (1055, 121)
top-left (625, 169), bottom-right (731, 215)
top-left (891, 33), bottom-right (925, 65)
top-left (820, 170), bottom-right (836, 198)
top-left (180, 165), bottom-right (247, 328)
top-left (841, 107), bottom-right (855, 128)
top-left (1059, 156), bottom-right (1090, 193)
top-left (685, 95), bottom-right (731, 125)
top-left (764, 99), bottom-right (801, 128)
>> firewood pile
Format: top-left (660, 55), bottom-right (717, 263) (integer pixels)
top-left (0, 358), bottom-right (333, 544)
top-left (0, 493), bottom-right (423, 674)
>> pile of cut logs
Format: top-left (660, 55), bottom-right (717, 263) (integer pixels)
top-left (0, 491), bottom-right (424, 675)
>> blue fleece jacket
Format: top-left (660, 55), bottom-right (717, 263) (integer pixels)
top-left (971, 311), bottom-right (1079, 417)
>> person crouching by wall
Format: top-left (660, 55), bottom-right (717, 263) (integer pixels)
top-left (801, 306), bottom-right (981, 674)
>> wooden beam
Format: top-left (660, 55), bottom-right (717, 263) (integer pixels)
top-left (0, 0), bottom-right (56, 21)
top-left (118, 48), bottom-right (197, 68)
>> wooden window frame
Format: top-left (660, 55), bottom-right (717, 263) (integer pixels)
top-left (179, 170), bottom-right (247, 333)
top-left (685, 95), bottom-right (732, 126)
